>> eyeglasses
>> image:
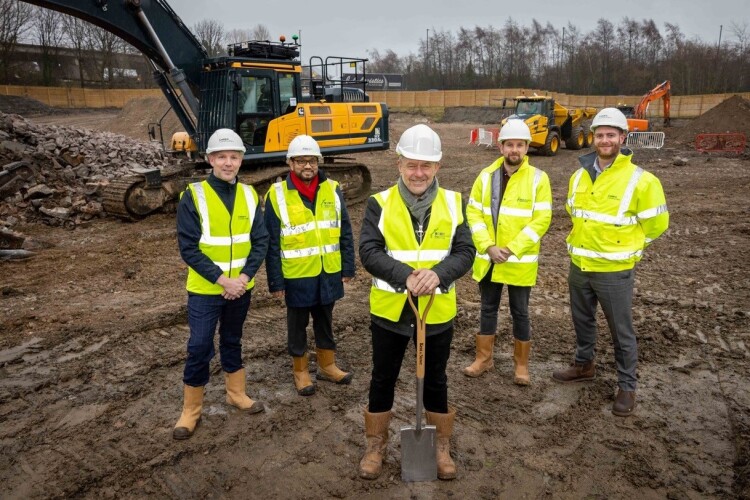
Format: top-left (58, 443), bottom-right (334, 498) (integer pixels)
top-left (292, 157), bottom-right (319, 166)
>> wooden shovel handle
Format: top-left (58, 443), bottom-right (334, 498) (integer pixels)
top-left (407, 292), bottom-right (436, 378)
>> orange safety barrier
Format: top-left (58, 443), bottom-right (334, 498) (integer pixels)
top-left (694, 133), bottom-right (746, 153)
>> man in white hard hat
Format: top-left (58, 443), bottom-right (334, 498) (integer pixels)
top-left (265, 135), bottom-right (355, 396)
top-left (463, 119), bottom-right (552, 385)
top-left (173, 128), bottom-right (269, 440)
top-left (358, 124), bottom-right (475, 480)
top-left (552, 108), bottom-right (669, 417)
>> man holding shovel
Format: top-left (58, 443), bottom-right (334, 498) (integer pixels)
top-left (358, 124), bottom-right (475, 480)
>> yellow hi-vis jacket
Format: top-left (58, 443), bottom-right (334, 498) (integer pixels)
top-left (370, 185), bottom-right (463, 324)
top-left (466, 157), bottom-right (552, 286)
top-left (186, 180), bottom-right (258, 294)
top-left (266, 178), bottom-right (342, 278)
top-left (566, 151), bottom-right (669, 272)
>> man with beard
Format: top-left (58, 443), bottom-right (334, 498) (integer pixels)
top-left (552, 108), bottom-right (669, 417)
top-left (463, 120), bottom-right (552, 385)
top-left (265, 135), bottom-right (355, 396)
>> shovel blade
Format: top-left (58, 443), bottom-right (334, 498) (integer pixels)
top-left (400, 425), bottom-right (437, 482)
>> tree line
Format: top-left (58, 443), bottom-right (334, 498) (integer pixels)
top-left (368, 18), bottom-right (750, 95)
top-left (1, 0), bottom-right (748, 96)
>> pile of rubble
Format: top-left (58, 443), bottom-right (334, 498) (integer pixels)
top-left (670, 95), bottom-right (750, 147)
top-left (0, 111), bottom-right (172, 229)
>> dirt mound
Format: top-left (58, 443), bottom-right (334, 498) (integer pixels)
top-left (104, 95), bottom-right (184, 142)
top-left (0, 94), bottom-right (61, 116)
top-left (669, 95), bottom-right (750, 145)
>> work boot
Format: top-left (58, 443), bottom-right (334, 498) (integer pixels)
top-left (315, 348), bottom-right (353, 384)
top-left (425, 407), bottom-right (457, 480)
top-left (551, 359), bottom-right (596, 383)
top-left (293, 353), bottom-right (315, 396)
top-left (358, 408), bottom-right (391, 479)
top-left (225, 368), bottom-right (265, 414)
top-left (513, 339), bottom-right (531, 386)
top-left (463, 334), bottom-right (495, 377)
top-left (173, 385), bottom-right (204, 440)
top-left (612, 389), bottom-right (637, 417)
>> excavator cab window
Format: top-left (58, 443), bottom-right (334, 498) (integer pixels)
top-left (236, 73), bottom-right (275, 150)
top-left (516, 100), bottom-right (542, 116)
top-left (278, 73), bottom-right (299, 115)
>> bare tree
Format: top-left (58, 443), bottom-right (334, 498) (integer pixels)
top-left (0, 0), bottom-right (33, 83)
top-left (33, 6), bottom-right (65, 85)
top-left (61, 15), bottom-right (92, 87)
top-left (193, 19), bottom-right (225, 57)
top-left (88, 24), bottom-right (125, 87)
top-left (226, 28), bottom-right (252, 45)
top-left (252, 24), bottom-right (270, 41)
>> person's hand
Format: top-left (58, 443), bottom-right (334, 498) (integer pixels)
top-left (406, 268), bottom-right (440, 296)
top-left (342, 277), bottom-right (352, 283)
top-left (217, 275), bottom-right (245, 300)
top-left (487, 245), bottom-right (511, 264)
top-left (272, 290), bottom-right (285, 299)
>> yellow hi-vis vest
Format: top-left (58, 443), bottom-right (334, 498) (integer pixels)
top-left (370, 185), bottom-right (463, 324)
top-left (566, 152), bottom-right (669, 272)
top-left (466, 157), bottom-right (552, 286)
top-left (186, 180), bottom-right (258, 294)
top-left (267, 178), bottom-right (342, 278)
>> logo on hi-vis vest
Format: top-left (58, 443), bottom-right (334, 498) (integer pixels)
top-left (237, 214), bottom-right (249, 220)
top-left (431, 230), bottom-right (448, 239)
top-left (321, 200), bottom-right (336, 209)
top-left (608, 194), bottom-right (620, 200)
top-left (517, 197), bottom-right (531, 204)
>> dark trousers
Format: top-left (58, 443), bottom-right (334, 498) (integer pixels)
top-left (568, 263), bottom-right (637, 391)
top-left (367, 322), bottom-right (452, 414)
top-left (479, 270), bottom-right (531, 340)
top-left (287, 303), bottom-right (336, 357)
top-left (184, 292), bottom-right (251, 387)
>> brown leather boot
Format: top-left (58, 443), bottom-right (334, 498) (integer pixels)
top-left (358, 408), bottom-right (391, 479)
top-left (293, 353), bottom-right (315, 396)
top-left (225, 368), bottom-right (265, 414)
top-left (612, 389), bottom-right (636, 417)
top-left (173, 385), bottom-right (204, 440)
top-left (425, 407), bottom-right (457, 480)
top-left (463, 334), bottom-right (495, 377)
top-left (315, 348), bottom-right (353, 384)
top-left (552, 359), bottom-right (596, 383)
top-left (513, 339), bottom-right (531, 386)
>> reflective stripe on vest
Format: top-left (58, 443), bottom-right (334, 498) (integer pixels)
top-left (370, 186), bottom-right (461, 324)
top-left (186, 181), bottom-right (257, 294)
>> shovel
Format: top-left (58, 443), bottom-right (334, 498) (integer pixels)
top-left (401, 291), bottom-right (438, 482)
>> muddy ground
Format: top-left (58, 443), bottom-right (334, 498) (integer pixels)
top-left (1, 110), bottom-right (749, 499)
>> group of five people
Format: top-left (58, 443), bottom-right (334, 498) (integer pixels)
top-left (172, 107), bottom-right (669, 480)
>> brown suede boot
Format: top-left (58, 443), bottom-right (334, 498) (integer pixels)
top-left (225, 368), bottom-right (265, 414)
top-left (612, 389), bottom-right (636, 417)
top-left (315, 348), bottom-right (353, 384)
top-left (293, 353), bottom-right (315, 396)
top-left (513, 339), bottom-right (531, 386)
top-left (552, 359), bottom-right (596, 383)
top-left (463, 334), bottom-right (495, 377)
top-left (425, 407), bottom-right (457, 480)
top-left (173, 385), bottom-right (204, 440)
top-left (358, 408), bottom-right (391, 479)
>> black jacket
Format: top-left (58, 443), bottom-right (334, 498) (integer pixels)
top-left (264, 170), bottom-right (356, 308)
top-left (177, 173), bottom-right (270, 291)
top-left (358, 189), bottom-right (475, 336)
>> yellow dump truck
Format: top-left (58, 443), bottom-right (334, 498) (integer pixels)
top-left (501, 96), bottom-right (597, 156)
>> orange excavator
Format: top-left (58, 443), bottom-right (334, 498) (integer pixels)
top-left (617, 81), bottom-right (671, 132)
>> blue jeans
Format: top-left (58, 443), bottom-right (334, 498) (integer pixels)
top-left (568, 263), bottom-right (637, 391)
top-left (183, 292), bottom-right (251, 387)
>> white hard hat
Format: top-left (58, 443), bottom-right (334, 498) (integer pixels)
top-left (205, 128), bottom-right (246, 154)
top-left (499, 119), bottom-right (532, 142)
top-left (590, 107), bottom-right (629, 132)
top-left (287, 135), bottom-right (323, 160)
top-left (396, 124), bottom-right (442, 162)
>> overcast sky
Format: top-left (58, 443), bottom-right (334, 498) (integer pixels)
top-left (172, 0), bottom-right (747, 63)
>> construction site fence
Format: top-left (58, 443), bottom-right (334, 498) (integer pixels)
top-left (2, 85), bottom-right (749, 119)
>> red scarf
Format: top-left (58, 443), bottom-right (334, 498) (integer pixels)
top-left (289, 171), bottom-right (319, 202)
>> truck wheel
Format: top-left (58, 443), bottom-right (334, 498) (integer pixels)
top-left (541, 131), bottom-right (560, 156)
top-left (565, 127), bottom-right (584, 150)
top-left (583, 129), bottom-right (594, 147)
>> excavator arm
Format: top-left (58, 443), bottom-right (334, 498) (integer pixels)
top-left (20, 0), bottom-right (206, 135)
top-left (634, 80), bottom-right (671, 126)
